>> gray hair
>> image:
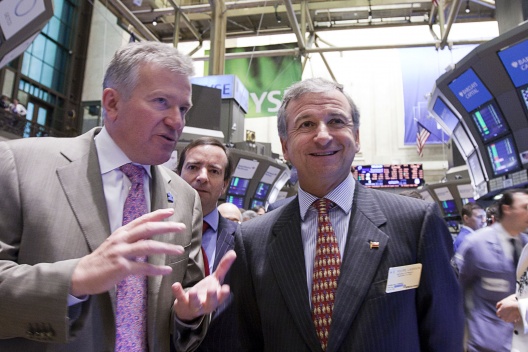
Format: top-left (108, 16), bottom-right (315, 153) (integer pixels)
top-left (277, 77), bottom-right (360, 140)
top-left (103, 41), bottom-right (195, 101)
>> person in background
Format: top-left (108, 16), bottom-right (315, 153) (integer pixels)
top-left (252, 205), bottom-right (266, 215)
top-left (232, 77), bottom-right (464, 351)
top-left (10, 98), bottom-right (27, 117)
top-left (456, 189), bottom-right (528, 352)
top-left (487, 202), bottom-right (499, 226)
top-left (218, 202), bottom-right (242, 224)
top-left (0, 41), bottom-right (235, 352)
top-left (176, 137), bottom-right (241, 352)
top-left (453, 202), bottom-right (487, 252)
top-left (497, 241), bottom-right (528, 352)
top-left (241, 210), bottom-right (258, 222)
top-left (0, 95), bottom-right (11, 110)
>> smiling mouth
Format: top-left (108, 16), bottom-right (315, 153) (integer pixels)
top-left (310, 151), bottom-right (338, 156)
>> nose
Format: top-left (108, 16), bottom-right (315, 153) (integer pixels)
top-left (313, 122), bottom-right (332, 145)
top-left (165, 107), bottom-right (185, 131)
top-left (196, 167), bottom-right (209, 183)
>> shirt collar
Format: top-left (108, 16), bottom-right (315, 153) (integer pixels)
top-left (94, 126), bottom-right (151, 177)
top-left (298, 173), bottom-right (355, 220)
top-left (204, 208), bottom-right (219, 232)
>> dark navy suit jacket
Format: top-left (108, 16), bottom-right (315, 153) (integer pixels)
top-left (233, 182), bottom-right (464, 352)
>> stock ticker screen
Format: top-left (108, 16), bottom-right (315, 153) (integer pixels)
top-left (353, 164), bottom-right (424, 188)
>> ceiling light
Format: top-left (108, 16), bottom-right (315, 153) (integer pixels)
top-left (465, 1), bottom-right (471, 13)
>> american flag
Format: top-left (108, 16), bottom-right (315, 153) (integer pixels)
top-left (416, 122), bottom-right (431, 157)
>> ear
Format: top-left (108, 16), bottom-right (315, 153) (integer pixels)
top-left (102, 88), bottom-right (120, 122)
top-left (281, 138), bottom-right (290, 161)
top-left (354, 129), bottom-right (361, 152)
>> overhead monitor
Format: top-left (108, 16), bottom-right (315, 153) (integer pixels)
top-left (462, 197), bottom-right (475, 205)
top-left (452, 125), bottom-right (475, 157)
top-left (432, 97), bottom-right (459, 134)
top-left (448, 68), bottom-right (493, 112)
top-left (353, 164), bottom-right (423, 188)
top-left (433, 187), bottom-right (454, 201)
top-left (250, 198), bottom-right (265, 209)
top-left (498, 38), bottom-right (528, 88)
top-left (227, 177), bottom-right (250, 196)
top-left (469, 99), bottom-right (510, 143)
top-left (254, 182), bottom-right (271, 200)
top-left (225, 195), bottom-right (245, 208)
top-left (486, 134), bottom-right (521, 177)
top-left (518, 83), bottom-right (528, 116)
top-left (441, 199), bottom-right (459, 218)
top-left (467, 152), bottom-right (486, 186)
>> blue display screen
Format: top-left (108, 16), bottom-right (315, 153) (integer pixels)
top-left (470, 100), bottom-right (509, 142)
top-left (518, 84), bottom-right (528, 113)
top-left (353, 164), bottom-right (423, 188)
top-left (486, 135), bottom-right (520, 177)
top-left (225, 195), bottom-right (244, 208)
top-left (227, 177), bottom-right (250, 196)
top-left (441, 200), bottom-right (459, 217)
top-left (462, 198), bottom-right (475, 205)
top-left (498, 39), bottom-right (528, 88)
top-left (254, 182), bottom-right (270, 199)
top-left (432, 97), bottom-right (459, 134)
top-left (250, 199), bottom-right (265, 209)
top-left (448, 69), bottom-right (493, 112)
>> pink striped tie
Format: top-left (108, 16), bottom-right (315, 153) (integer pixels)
top-left (115, 163), bottom-right (148, 351)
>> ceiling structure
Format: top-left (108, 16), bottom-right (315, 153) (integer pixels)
top-left (102, 0), bottom-right (496, 71)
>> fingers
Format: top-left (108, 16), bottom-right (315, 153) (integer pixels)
top-left (121, 240), bottom-right (184, 260)
top-left (213, 250), bottom-right (237, 283)
top-left (118, 208), bottom-right (187, 243)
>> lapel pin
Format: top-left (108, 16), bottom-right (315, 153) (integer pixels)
top-left (167, 192), bottom-right (174, 203)
top-left (369, 241), bottom-right (380, 249)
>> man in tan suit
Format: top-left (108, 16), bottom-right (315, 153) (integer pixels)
top-left (0, 42), bottom-right (235, 351)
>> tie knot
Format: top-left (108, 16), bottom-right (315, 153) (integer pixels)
top-left (313, 198), bottom-right (334, 215)
top-left (120, 163), bottom-right (145, 185)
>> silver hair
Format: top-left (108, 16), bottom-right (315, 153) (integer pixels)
top-left (102, 41), bottom-right (195, 111)
top-left (277, 77), bottom-right (360, 140)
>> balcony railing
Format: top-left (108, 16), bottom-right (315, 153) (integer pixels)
top-left (0, 109), bottom-right (67, 139)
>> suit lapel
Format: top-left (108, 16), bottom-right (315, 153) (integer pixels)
top-left (327, 186), bottom-right (389, 352)
top-left (214, 216), bottom-right (236, 271)
top-left (147, 165), bottom-right (171, 347)
top-left (268, 200), bottom-right (322, 352)
top-left (56, 130), bottom-right (110, 254)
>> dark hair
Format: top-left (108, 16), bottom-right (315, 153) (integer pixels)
top-left (176, 137), bottom-right (233, 181)
top-left (460, 202), bottom-right (483, 218)
top-left (399, 190), bottom-right (423, 200)
top-left (497, 188), bottom-right (528, 220)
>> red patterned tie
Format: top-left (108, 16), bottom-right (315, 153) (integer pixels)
top-left (202, 221), bottom-right (210, 276)
top-left (312, 198), bottom-right (341, 351)
top-left (116, 163), bottom-right (148, 352)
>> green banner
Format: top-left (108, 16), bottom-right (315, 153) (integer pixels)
top-left (207, 43), bottom-right (302, 118)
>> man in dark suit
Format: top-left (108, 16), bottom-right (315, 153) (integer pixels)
top-left (232, 77), bottom-right (464, 351)
top-left (0, 42), bottom-right (235, 352)
top-left (177, 137), bottom-right (241, 352)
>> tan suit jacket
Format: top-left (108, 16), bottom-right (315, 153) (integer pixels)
top-left (0, 128), bottom-right (207, 351)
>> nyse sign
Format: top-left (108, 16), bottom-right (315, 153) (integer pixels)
top-left (0, 0), bottom-right (46, 40)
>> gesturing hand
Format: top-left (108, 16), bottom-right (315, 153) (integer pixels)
top-left (70, 208), bottom-right (185, 297)
top-left (172, 250), bottom-right (237, 322)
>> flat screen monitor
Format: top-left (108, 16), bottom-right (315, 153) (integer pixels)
top-left (462, 197), bottom-right (475, 205)
top-left (432, 97), bottom-right (459, 134)
top-left (225, 195), bottom-right (245, 208)
top-left (470, 99), bottom-right (509, 143)
top-left (467, 151), bottom-right (486, 186)
top-left (448, 68), bottom-right (493, 112)
top-left (254, 182), bottom-right (271, 200)
top-left (498, 38), bottom-right (528, 88)
top-left (250, 199), bottom-right (265, 209)
top-left (227, 177), bottom-right (250, 196)
top-left (441, 199), bottom-right (459, 218)
top-left (518, 83), bottom-right (528, 115)
top-left (452, 125), bottom-right (475, 157)
top-left (486, 135), bottom-right (521, 177)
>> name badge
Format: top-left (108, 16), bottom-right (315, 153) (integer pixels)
top-left (386, 263), bottom-right (422, 293)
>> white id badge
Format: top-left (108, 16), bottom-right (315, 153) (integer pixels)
top-left (385, 263), bottom-right (422, 293)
